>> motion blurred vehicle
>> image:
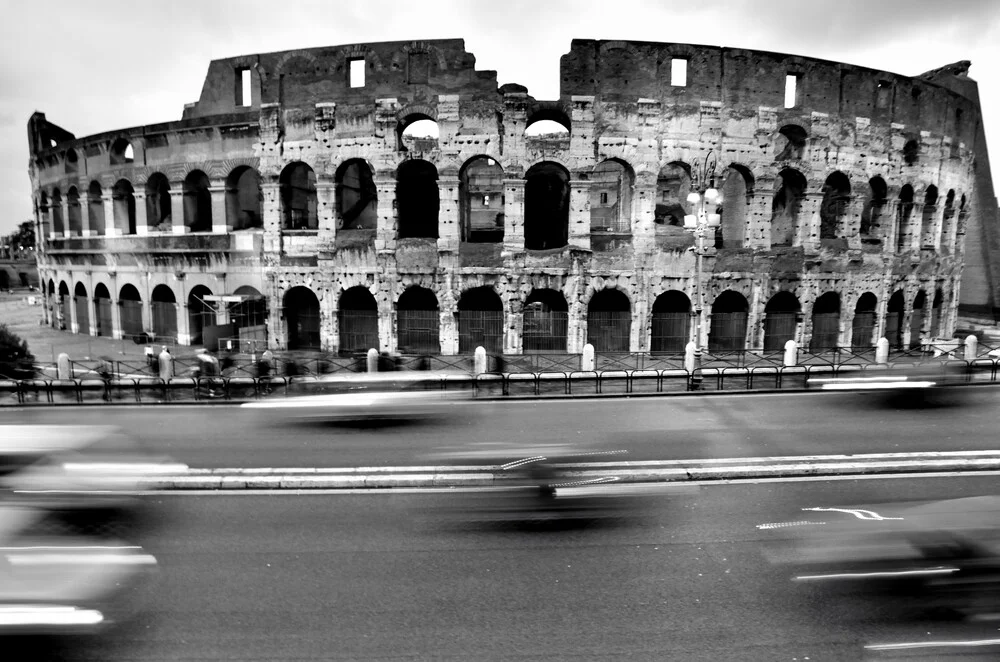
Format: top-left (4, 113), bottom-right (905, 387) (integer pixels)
top-left (808, 362), bottom-right (970, 405)
top-left (240, 371), bottom-right (473, 422)
top-left (763, 495), bottom-right (1000, 618)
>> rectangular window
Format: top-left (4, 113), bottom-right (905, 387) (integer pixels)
top-left (349, 58), bottom-right (365, 88)
top-left (600, 192), bottom-right (609, 204)
top-left (240, 69), bottom-right (252, 106)
top-left (784, 74), bottom-right (798, 109)
top-left (876, 81), bottom-right (891, 109)
top-left (671, 59), bottom-right (687, 87)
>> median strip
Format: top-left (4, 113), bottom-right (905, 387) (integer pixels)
top-left (140, 451), bottom-right (1000, 490)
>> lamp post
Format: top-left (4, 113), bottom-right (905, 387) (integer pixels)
top-left (683, 153), bottom-right (723, 389)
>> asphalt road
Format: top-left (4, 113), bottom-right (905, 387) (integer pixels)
top-left (2, 389), bottom-right (998, 469)
top-left (23, 474), bottom-right (1000, 661)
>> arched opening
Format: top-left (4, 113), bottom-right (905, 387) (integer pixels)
top-left (896, 185), bottom-right (914, 252)
top-left (51, 189), bottom-right (64, 236)
top-left (587, 289), bottom-right (631, 353)
top-left (708, 291), bottom-right (749, 352)
top-left (524, 116), bottom-right (570, 139)
top-left (94, 283), bottom-right (112, 337)
top-left (819, 172), bottom-right (851, 240)
top-left (67, 187), bottom-right (83, 236)
top-left (651, 290), bottom-right (691, 353)
top-left (183, 170), bottom-right (212, 232)
top-left (655, 162), bottom-right (691, 227)
top-left (775, 125), bottom-right (808, 161)
top-left (109, 138), bottom-right (133, 166)
top-left (764, 292), bottom-right (800, 351)
top-left (65, 149), bottom-right (78, 174)
top-left (338, 286), bottom-right (378, 354)
top-left (590, 159), bottom-right (633, 234)
top-left (851, 293), bottom-right (877, 349)
top-left (225, 167), bottom-right (262, 230)
top-left (74, 282), bottom-right (89, 334)
top-left (112, 179), bottom-right (136, 235)
top-left (930, 289), bottom-right (944, 338)
top-left (941, 190), bottom-right (956, 249)
top-left (188, 285), bottom-right (215, 347)
top-left (523, 289), bottom-right (568, 352)
top-left (457, 286), bottom-right (503, 354)
top-left (229, 286), bottom-right (268, 343)
top-left (909, 290), bottom-right (926, 349)
top-left (38, 192), bottom-right (50, 239)
top-left (396, 159), bottom-right (439, 239)
top-left (903, 139), bottom-right (919, 166)
top-left (398, 117), bottom-right (439, 153)
top-left (860, 177), bottom-right (887, 239)
top-left (459, 157), bottom-right (504, 243)
top-left (46, 279), bottom-right (55, 328)
top-left (151, 284), bottom-right (177, 342)
top-left (770, 168), bottom-right (806, 247)
top-left (283, 286), bottom-right (321, 351)
top-left (886, 290), bottom-right (905, 350)
top-left (145, 173), bottom-right (172, 230)
top-left (524, 162), bottom-right (569, 250)
top-left (280, 162), bottom-right (318, 230)
top-left (719, 165), bottom-right (753, 247)
top-left (397, 287), bottom-right (439, 353)
top-left (334, 159), bottom-right (377, 231)
top-left (57, 281), bottom-right (70, 331)
top-left (88, 182), bottom-right (105, 236)
top-left (119, 284), bottom-right (143, 341)
top-left (920, 186), bottom-right (938, 248)
top-left (810, 293), bottom-right (840, 350)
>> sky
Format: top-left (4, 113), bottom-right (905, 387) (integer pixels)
top-left (1, 0), bottom-right (998, 236)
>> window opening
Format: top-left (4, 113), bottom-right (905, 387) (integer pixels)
top-left (237, 68), bottom-right (252, 107)
top-left (671, 59), bottom-right (687, 87)
top-left (349, 58), bottom-right (365, 88)
top-left (784, 74), bottom-right (798, 109)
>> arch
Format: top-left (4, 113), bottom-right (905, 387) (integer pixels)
top-left (183, 170), bottom-right (212, 232)
top-left (524, 161), bottom-right (570, 250)
top-left (920, 185), bottom-right (938, 248)
top-left (851, 292), bottom-right (877, 349)
top-left (396, 159), bottom-right (439, 239)
top-left (763, 291), bottom-right (800, 351)
top-left (151, 284), bottom-right (177, 342)
top-left (397, 286), bottom-right (440, 353)
top-left (930, 289), bottom-right (944, 338)
top-left (587, 289), bottom-right (631, 353)
top-left (50, 188), bottom-right (64, 236)
top-left (903, 139), bottom-right (919, 166)
top-left (909, 289), bottom-right (926, 349)
top-left (73, 282), bottom-right (89, 335)
top-left (708, 290), bottom-right (749, 352)
top-left (590, 159), bottom-right (634, 234)
top-left (775, 125), bottom-right (808, 161)
top-left (112, 179), bottom-right (137, 235)
top-left (651, 290), bottom-right (691, 353)
top-left (338, 286), bottom-right (378, 354)
top-left (145, 173), bottom-right (172, 230)
top-left (941, 189), bottom-right (957, 249)
top-left (229, 285), bottom-right (268, 339)
top-left (119, 283), bottom-right (143, 340)
top-left (819, 172), bottom-right (851, 240)
top-left (226, 166), bottom-right (262, 230)
top-left (524, 288), bottom-right (569, 352)
top-left (719, 165), bottom-right (753, 247)
top-left (67, 187), bottom-right (83, 236)
top-left (283, 286), bottom-right (321, 351)
top-left (65, 148), bottom-right (78, 174)
top-left (770, 168), bottom-right (806, 246)
top-left (280, 162), bottom-right (318, 230)
top-left (397, 116), bottom-right (439, 153)
top-left (524, 108), bottom-right (571, 135)
top-left (109, 138), bottom-right (133, 165)
top-left (87, 181), bottom-right (105, 236)
top-left (457, 286), bottom-right (503, 354)
top-left (334, 159), bottom-right (377, 231)
top-left (38, 191), bottom-right (50, 238)
top-left (810, 292), bottom-right (840, 350)
top-left (886, 290), bottom-right (905, 350)
top-left (57, 281), bottom-right (71, 331)
top-left (655, 162), bottom-right (691, 226)
top-left (860, 176), bottom-right (887, 238)
top-left (896, 184), bottom-right (914, 252)
top-left (188, 285), bottom-right (215, 347)
top-left (459, 156), bottom-right (504, 243)
top-left (94, 283), bottom-right (112, 337)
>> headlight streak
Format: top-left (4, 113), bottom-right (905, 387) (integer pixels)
top-left (755, 521), bottom-right (826, 530)
top-left (801, 507), bottom-right (903, 521)
top-left (866, 638), bottom-right (1000, 651)
top-left (5, 554), bottom-right (157, 566)
top-left (0, 606), bottom-right (104, 626)
top-left (794, 566), bottom-right (959, 581)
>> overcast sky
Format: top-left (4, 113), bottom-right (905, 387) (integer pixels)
top-left (1, 0), bottom-right (998, 236)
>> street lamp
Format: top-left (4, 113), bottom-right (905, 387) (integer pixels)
top-left (683, 153), bottom-right (723, 388)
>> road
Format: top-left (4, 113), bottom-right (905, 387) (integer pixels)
top-left (24, 474), bottom-right (1000, 661)
top-left (2, 389), bottom-right (998, 469)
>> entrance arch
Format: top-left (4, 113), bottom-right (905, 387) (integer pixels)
top-left (852, 293), bottom-right (877, 349)
top-left (810, 293), bottom-right (840, 350)
top-left (764, 292), bottom-right (800, 351)
top-left (397, 287), bottom-right (439, 353)
top-left (587, 289), bottom-right (631, 352)
top-left (188, 285), bottom-right (215, 346)
top-left (708, 291), bottom-right (749, 351)
top-left (457, 287), bottom-right (503, 354)
top-left (94, 283), bottom-right (112, 337)
top-left (74, 282), bottom-right (89, 334)
top-left (338, 287), bottom-right (378, 354)
top-left (651, 291), bottom-right (691, 353)
top-left (119, 284), bottom-right (143, 340)
top-left (151, 285), bottom-right (177, 342)
top-left (886, 291), bottom-right (905, 350)
top-left (283, 287), bottom-right (321, 351)
top-left (523, 289), bottom-right (568, 352)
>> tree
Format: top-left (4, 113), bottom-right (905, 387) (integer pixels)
top-left (3, 220), bottom-right (35, 256)
top-left (0, 324), bottom-right (35, 379)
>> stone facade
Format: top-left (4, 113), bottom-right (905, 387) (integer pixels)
top-left (27, 39), bottom-right (988, 355)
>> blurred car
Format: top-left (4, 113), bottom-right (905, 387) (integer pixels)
top-left (808, 362), bottom-right (970, 405)
top-left (240, 371), bottom-right (473, 421)
top-left (763, 495), bottom-right (1000, 618)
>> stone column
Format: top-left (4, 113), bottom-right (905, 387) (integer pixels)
top-left (439, 294), bottom-right (459, 355)
top-left (930, 203), bottom-right (946, 250)
top-left (632, 182), bottom-right (657, 254)
top-left (103, 193), bottom-right (119, 237)
top-left (170, 190), bottom-right (189, 234)
top-left (502, 179), bottom-right (525, 254)
top-left (260, 181), bottom-right (281, 254)
top-left (87, 294), bottom-right (98, 336)
top-left (747, 280), bottom-right (765, 349)
top-left (61, 197), bottom-right (71, 238)
top-left (133, 190), bottom-right (149, 236)
top-left (110, 285), bottom-right (123, 340)
top-left (746, 190), bottom-right (773, 249)
top-left (210, 185), bottom-right (230, 233)
top-left (798, 192), bottom-right (823, 251)
top-left (79, 195), bottom-right (92, 237)
top-left (568, 180), bottom-right (591, 251)
top-left (437, 176), bottom-right (460, 253)
top-left (69, 289), bottom-right (79, 333)
top-left (374, 175), bottom-right (397, 252)
top-left (844, 196), bottom-right (864, 249)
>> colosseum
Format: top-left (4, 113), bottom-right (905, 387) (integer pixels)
top-left (27, 38), bottom-right (995, 364)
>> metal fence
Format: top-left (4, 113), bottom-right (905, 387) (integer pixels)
top-left (587, 312), bottom-right (631, 352)
top-left (458, 311), bottom-right (503, 354)
top-left (397, 310), bottom-right (440, 354)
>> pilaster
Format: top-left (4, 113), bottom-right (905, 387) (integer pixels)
top-left (375, 176), bottom-right (397, 252)
top-left (437, 176), bottom-right (460, 253)
top-left (133, 190), bottom-right (149, 235)
top-left (170, 190), bottom-right (189, 233)
top-left (502, 179), bottom-right (525, 254)
top-left (209, 185), bottom-right (231, 233)
top-left (568, 180), bottom-right (592, 251)
top-left (103, 194), bottom-right (120, 237)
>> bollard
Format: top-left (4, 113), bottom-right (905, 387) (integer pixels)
top-left (57, 352), bottom-right (71, 380)
top-left (474, 346), bottom-right (487, 375)
top-left (684, 341), bottom-right (696, 373)
top-left (783, 339), bottom-right (798, 367)
top-left (965, 334), bottom-right (979, 361)
top-left (366, 348), bottom-right (379, 373)
top-left (875, 337), bottom-right (890, 364)
top-left (581, 343), bottom-right (595, 372)
top-left (158, 348), bottom-right (173, 380)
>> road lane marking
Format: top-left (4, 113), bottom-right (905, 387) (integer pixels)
top-left (801, 507), bottom-right (903, 521)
